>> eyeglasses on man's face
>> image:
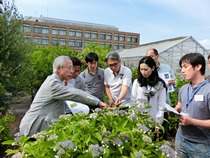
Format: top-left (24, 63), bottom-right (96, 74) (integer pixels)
top-left (108, 61), bottom-right (119, 68)
top-left (63, 66), bottom-right (75, 72)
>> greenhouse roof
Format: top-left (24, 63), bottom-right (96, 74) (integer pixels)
top-left (117, 36), bottom-right (205, 58)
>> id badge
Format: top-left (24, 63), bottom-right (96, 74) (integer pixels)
top-left (194, 95), bottom-right (204, 101)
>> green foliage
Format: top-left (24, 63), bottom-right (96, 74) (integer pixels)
top-left (167, 75), bottom-right (189, 137)
top-left (19, 46), bottom-right (78, 99)
top-left (131, 68), bottom-right (138, 82)
top-left (4, 105), bottom-right (176, 158)
top-left (0, 0), bottom-right (29, 113)
top-left (79, 43), bottom-right (111, 69)
top-left (0, 114), bottom-right (15, 142)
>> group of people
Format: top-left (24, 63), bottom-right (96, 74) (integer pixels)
top-left (19, 48), bottom-right (210, 157)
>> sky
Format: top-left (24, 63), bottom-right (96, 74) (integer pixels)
top-left (12, 0), bottom-right (210, 49)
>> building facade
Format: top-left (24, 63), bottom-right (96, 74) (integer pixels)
top-left (23, 16), bottom-right (140, 52)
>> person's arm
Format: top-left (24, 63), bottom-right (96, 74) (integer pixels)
top-left (174, 102), bottom-right (182, 112)
top-left (115, 85), bottom-right (128, 106)
top-left (115, 68), bottom-right (132, 106)
top-left (130, 79), bottom-right (138, 105)
top-left (105, 85), bottom-right (114, 106)
top-left (156, 87), bottom-right (167, 125)
top-left (51, 77), bottom-right (107, 109)
top-left (98, 100), bottom-right (108, 109)
top-left (179, 115), bottom-right (210, 128)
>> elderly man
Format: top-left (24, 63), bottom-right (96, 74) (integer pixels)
top-left (19, 56), bottom-right (107, 136)
top-left (104, 52), bottom-right (132, 107)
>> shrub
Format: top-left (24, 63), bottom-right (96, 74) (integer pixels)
top-left (0, 114), bottom-right (15, 157)
top-left (0, 114), bottom-right (15, 142)
top-left (4, 104), bottom-right (176, 158)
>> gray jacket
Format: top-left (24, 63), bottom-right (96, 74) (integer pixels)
top-left (19, 74), bottom-right (98, 136)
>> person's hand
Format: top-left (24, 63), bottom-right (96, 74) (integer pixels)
top-left (178, 114), bottom-right (192, 126)
top-left (109, 99), bottom-right (115, 106)
top-left (168, 78), bottom-right (175, 85)
top-left (114, 98), bottom-right (121, 106)
top-left (98, 101), bottom-right (108, 109)
top-left (63, 80), bottom-right (68, 86)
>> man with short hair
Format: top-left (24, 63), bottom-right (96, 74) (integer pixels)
top-left (65, 57), bottom-right (89, 115)
top-left (65, 57), bottom-right (85, 90)
top-left (104, 52), bottom-right (132, 107)
top-left (19, 56), bottom-right (107, 136)
top-left (175, 53), bottom-right (210, 157)
top-left (80, 52), bottom-right (105, 102)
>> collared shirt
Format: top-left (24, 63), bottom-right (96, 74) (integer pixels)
top-left (131, 79), bottom-right (166, 124)
top-left (67, 75), bottom-right (85, 91)
top-left (104, 65), bottom-right (132, 105)
top-left (80, 67), bottom-right (105, 101)
top-left (178, 80), bottom-right (210, 144)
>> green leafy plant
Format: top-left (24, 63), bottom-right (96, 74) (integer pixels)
top-left (167, 74), bottom-right (189, 137)
top-left (4, 104), bottom-right (176, 158)
top-left (0, 114), bottom-right (15, 158)
top-left (0, 114), bottom-right (15, 142)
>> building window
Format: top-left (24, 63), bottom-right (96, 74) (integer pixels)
top-left (34, 37), bottom-right (41, 44)
top-left (106, 34), bottom-right (112, 40)
top-left (42, 38), bottom-right (49, 45)
top-left (132, 37), bottom-right (138, 42)
top-left (119, 44), bottom-right (124, 49)
top-left (59, 39), bottom-right (66, 46)
top-left (23, 36), bottom-right (30, 43)
top-left (42, 27), bottom-right (49, 34)
top-left (52, 38), bottom-right (58, 46)
top-left (60, 29), bottom-right (66, 36)
top-left (76, 40), bottom-right (82, 47)
top-left (114, 35), bottom-right (119, 41)
top-left (76, 30), bottom-right (82, 37)
top-left (127, 36), bottom-right (132, 42)
top-left (23, 25), bottom-right (30, 33)
top-left (52, 28), bottom-right (59, 35)
top-left (114, 44), bottom-right (119, 50)
top-left (85, 41), bottom-right (90, 47)
top-left (33, 26), bottom-right (41, 33)
top-left (91, 32), bottom-right (98, 39)
top-left (100, 43), bottom-right (105, 46)
top-left (85, 31), bottom-right (91, 38)
top-left (69, 40), bottom-right (75, 47)
top-left (106, 43), bottom-right (112, 48)
top-left (119, 35), bottom-right (125, 41)
top-left (69, 30), bottom-right (75, 36)
top-left (100, 33), bottom-right (105, 39)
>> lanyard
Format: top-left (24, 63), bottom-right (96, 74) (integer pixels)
top-left (186, 80), bottom-right (208, 109)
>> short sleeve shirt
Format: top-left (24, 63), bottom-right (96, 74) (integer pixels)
top-left (104, 65), bottom-right (132, 105)
top-left (80, 67), bottom-right (105, 101)
top-left (178, 80), bottom-right (210, 144)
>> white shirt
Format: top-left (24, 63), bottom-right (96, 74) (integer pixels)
top-left (131, 79), bottom-right (166, 124)
top-left (104, 65), bottom-right (132, 105)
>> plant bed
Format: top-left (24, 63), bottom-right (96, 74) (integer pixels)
top-left (4, 105), bottom-right (177, 158)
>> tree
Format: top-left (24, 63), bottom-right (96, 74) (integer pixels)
top-left (20, 46), bottom-right (79, 100)
top-left (0, 0), bottom-right (28, 113)
top-left (78, 43), bottom-right (111, 69)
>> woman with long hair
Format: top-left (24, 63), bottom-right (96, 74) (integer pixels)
top-left (131, 56), bottom-right (167, 125)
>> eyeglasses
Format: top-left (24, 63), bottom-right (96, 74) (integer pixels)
top-left (108, 62), bottom-right (119, 68)
top-left (63, 66), bottom-right (75, 72)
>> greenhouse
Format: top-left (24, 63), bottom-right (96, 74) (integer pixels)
top-left (117, 36), bottom-right (210, 74)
